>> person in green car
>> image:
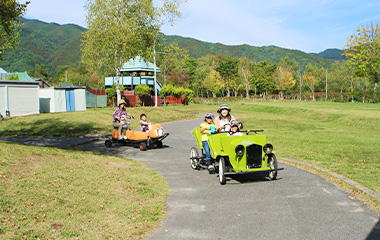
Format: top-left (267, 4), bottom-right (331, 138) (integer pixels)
top-left (200, 112), bottom-right (215, 172)
top-left (214, 104), bottom-right (236, 132)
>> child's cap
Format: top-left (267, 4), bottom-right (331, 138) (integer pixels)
top-left (204, 112), bottom-right (214, 119)
top-left (231, 120), bottom-right (240, 128)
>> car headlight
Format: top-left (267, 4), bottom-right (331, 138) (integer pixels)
top-left (263, 144), bottom-right (273, 155)
top-left (235, 145), bottom-right (245, 157)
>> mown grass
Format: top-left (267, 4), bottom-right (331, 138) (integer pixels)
top-left (0, 106), bottom-right (197, 138)
top-left (0, 141), bottom-right (169, 239)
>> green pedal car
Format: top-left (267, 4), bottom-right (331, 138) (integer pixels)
top-left (190, 127), bottom-right (283, 185)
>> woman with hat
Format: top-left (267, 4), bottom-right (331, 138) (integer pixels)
top-left (214, 104), bottom-right (236, 133)
top-left (113, 99), bottom-right (132, 140)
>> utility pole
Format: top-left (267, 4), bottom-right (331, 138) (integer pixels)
top-left (325, 68), bottom-right (328, 102)
top-left (154, 38), bottom-right (157, 107)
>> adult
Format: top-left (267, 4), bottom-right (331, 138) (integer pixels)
top-left (113, 99), bottom-right (132, 140)
top-left (214, 104), bottom-right (236, 132)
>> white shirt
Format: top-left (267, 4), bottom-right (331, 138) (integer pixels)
top-left (219, 118), bottom-right (231, 132)
top-left (227, 132), bottom-right (243, 136)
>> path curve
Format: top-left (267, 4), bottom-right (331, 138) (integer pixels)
top-left (77, 118), bottom-right (380, 240)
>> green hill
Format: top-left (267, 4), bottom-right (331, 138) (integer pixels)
top-left (311, 48), bottom-right (347, 61)
top-left (0, 19), bottom-right (85, 77)
top-left (0, 18), bottom-right (343, 79)
top-left (163, 35), bottom-right (337, 68)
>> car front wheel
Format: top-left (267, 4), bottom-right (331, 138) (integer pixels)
top-left (219, 157), bottom-right (226, 185)
top-left (268, 154), bottom-right (278, 180)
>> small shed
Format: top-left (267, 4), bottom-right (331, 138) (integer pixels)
top-left (39, 87), bottom-right (86, 113)
top-left (0, 80), bottom-right (40, 117)
top-left (86, 90), bottom-right (107, 108)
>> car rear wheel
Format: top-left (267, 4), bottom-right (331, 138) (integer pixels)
top-left (190, 147), bottom-right (200, 170)
top-left (219, 157), bottom-right (226, 185)
top-left (268, 154), bottom-right (278, 180)
top-left (140, 142), bottom-right (147, 151)
top-left (105, 139), bottom-right (112, 148)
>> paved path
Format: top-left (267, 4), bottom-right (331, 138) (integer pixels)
top-left (75, 118), bottom-right (379, 240)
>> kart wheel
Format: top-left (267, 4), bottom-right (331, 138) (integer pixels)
top-left (190, 147), bottom-right (200, 170)
top-left (218, 157), bottom-right (226, 185)
top-left (268, 154), bottom-right (278, 180)
top-left (105, 139), bottom-right (112, 148)
top-left (140, 142), bottom-right (147, 151)
top-left (156, 141), bottom-right (163, 148)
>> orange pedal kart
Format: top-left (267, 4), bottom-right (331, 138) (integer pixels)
top-left (105, 120), bottom-right (169, 151)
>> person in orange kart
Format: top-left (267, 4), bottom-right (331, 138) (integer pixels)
top-left (112, 99), bottom-right (132, 140)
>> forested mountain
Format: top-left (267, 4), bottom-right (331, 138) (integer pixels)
top-left (311, 48), bottom-right (347, 61)
top-left (0, 18), bottom-right (344, 79)
top-left (163, 35), bottom-right (339, 68)
top-left (0, 18), bottom-right (85, 77)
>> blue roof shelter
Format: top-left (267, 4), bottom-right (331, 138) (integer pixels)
top-left (104, 56), bottom-right (162, 92)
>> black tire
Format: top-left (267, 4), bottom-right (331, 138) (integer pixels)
top-left (105, 140), bottom-right (112, 148)
top-left (268, 154), bottom-right (278, 180)
top-left (156, 141), bottom-right (163, 148)
top-left (218, 157), bottom-right (226, 185)
top-left (190, 147), bottom-right (200, 170)
top-left (140, 142), bottom-right (147, 151)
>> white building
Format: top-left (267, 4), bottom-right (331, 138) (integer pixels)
top-left (0, 80), bottom-right (40, 117)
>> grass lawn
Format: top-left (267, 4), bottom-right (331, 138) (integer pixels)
top-left (0, 106), bottom-right (198, 239)
top-left (0, 106), bottom-right (198, 138)
top-left (0, 100), bottom-right (379, 239)
top-left (0, 142), bottom-right (169, 239)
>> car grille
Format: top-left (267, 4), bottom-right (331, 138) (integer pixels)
top-left (246, 144), bottom-right (262, 168)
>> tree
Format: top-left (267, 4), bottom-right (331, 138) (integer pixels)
top-left (28, 64), bottom-right (49, 80)
top-left (329, 61), bottom-right (352, 102)
top-left (239, 57), bottom-right (253, 98)
top-left (203, 68), bottom-right (223, 97)
top-left (250, 60), bottom-right (277, 96)
top-left (274, 66), bottom-right (295, 98)
top-left (354, 77), bottom-right (374, 103)
top-left (167, 70), bottom-right (190, 87)
top-left (303, 63), bottom-right (324, 101)
top-left (106, 84), bottom-right (125, 106)
top-left (134, 84), bottom-right (151, 106)
top-left (193, 56), bottom-right (212, 97)
top-left (82, 0), bottom-right (183, 103)
top-left (214, 56), bottom-right (239, 97)
top-left (273, 56), bottom-right (299, 98)
top-left (156, 40), bottom-right (189, 85)
top-left (344, 22), bottom-right (380, 95)
top-left (0, 0), bottom-right (29, 59)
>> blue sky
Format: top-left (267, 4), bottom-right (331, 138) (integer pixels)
top-left (24, 0), bottom-right (380, 53)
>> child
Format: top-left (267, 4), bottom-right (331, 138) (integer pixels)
top-left (200, 112), bottom-right (215, 171)
top-left (140, 113), bottom-right (152, 136)
top-left (120, 115), bottom-right (130, 128)
top-left (228, 120), bottom-right (249, 136)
